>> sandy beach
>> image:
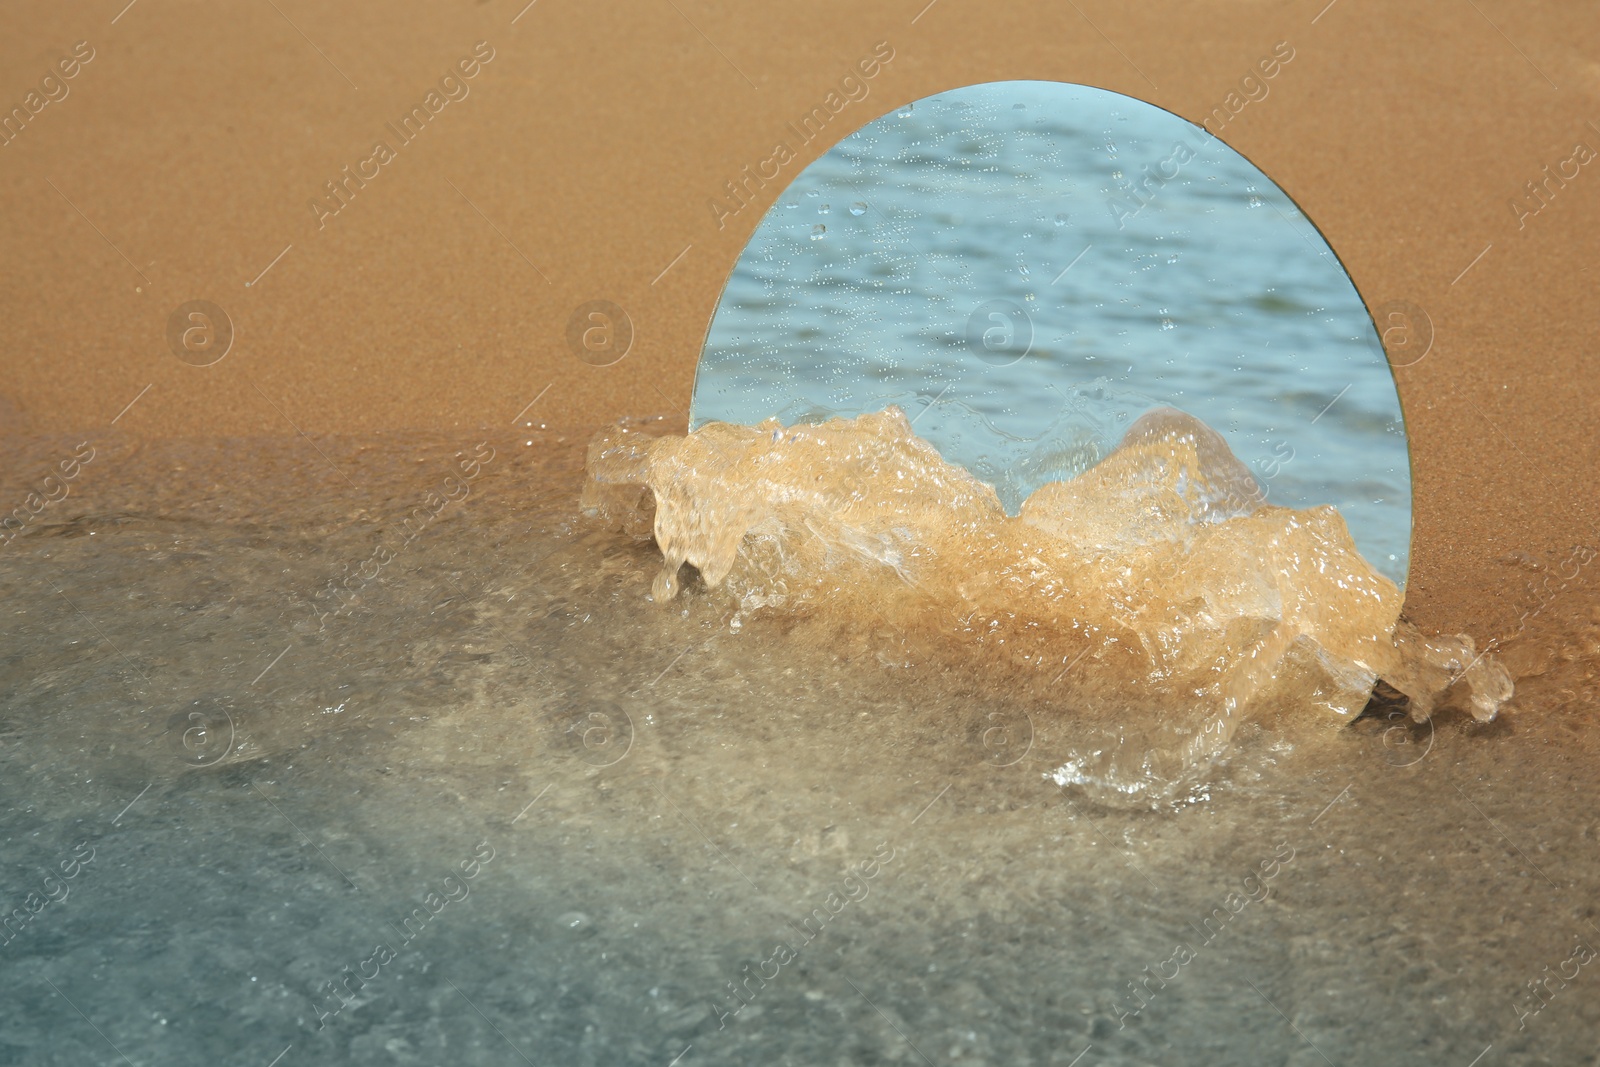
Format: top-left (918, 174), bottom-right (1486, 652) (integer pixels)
top-left (2, 3), bottom-right (1598, 1064)
top-left (0, 0), bottom-right (1595, 637)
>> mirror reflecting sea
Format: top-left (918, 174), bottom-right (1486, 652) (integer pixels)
top-left (693, 80), bottom-right (1411, 584)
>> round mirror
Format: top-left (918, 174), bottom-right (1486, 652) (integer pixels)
top-left (691, 79), bottom-right (1411, 585)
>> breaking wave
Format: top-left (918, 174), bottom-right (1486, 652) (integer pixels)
top-left (582, 406), bottom-right (1510, 805)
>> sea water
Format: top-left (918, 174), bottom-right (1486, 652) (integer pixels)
top-left (0, 425), bottom-right (1595, 1067)
top-left (695, 82), bottom-right (1414, 585)
top-left (585, 407), bottom-right (1506, 807)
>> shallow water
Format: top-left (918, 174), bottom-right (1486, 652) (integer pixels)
top-left (585, 406), bottom-right (1509, 808)
top-left (2, 427), bottom-right (1598, 1067)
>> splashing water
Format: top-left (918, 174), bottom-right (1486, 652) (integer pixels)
top-left (582, 406), bottom-right (1511, 806)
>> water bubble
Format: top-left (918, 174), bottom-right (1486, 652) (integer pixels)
top-left (556, 911), bottom-right (596, 935)
top-left (818, 203), bottom-right (830, 214)
top-left (849, 202), bottom-right (867, 216)
top-left (810, 225), bottom-right (826, 240)
top-left (1053, 213), bottom-right (1068, 227)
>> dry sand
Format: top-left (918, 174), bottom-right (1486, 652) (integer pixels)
top-left (1, 0), bottom-right (1597, 641)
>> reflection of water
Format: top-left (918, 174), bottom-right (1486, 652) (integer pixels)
top-left (693, 80), bottom-right (1411, 584)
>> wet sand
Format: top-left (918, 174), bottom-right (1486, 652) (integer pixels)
top-left (0, 431), bottom-right (1596, 1065)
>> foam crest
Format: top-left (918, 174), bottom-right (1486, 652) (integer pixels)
top-left (582, 406), bottom-right (1512, 805)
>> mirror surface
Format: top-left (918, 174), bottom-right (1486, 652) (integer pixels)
top-left (692, 80), bottom-right (1411, 584)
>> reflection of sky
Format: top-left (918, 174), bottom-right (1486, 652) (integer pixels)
top-left (692, 80), bottom-right (1411, 584)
